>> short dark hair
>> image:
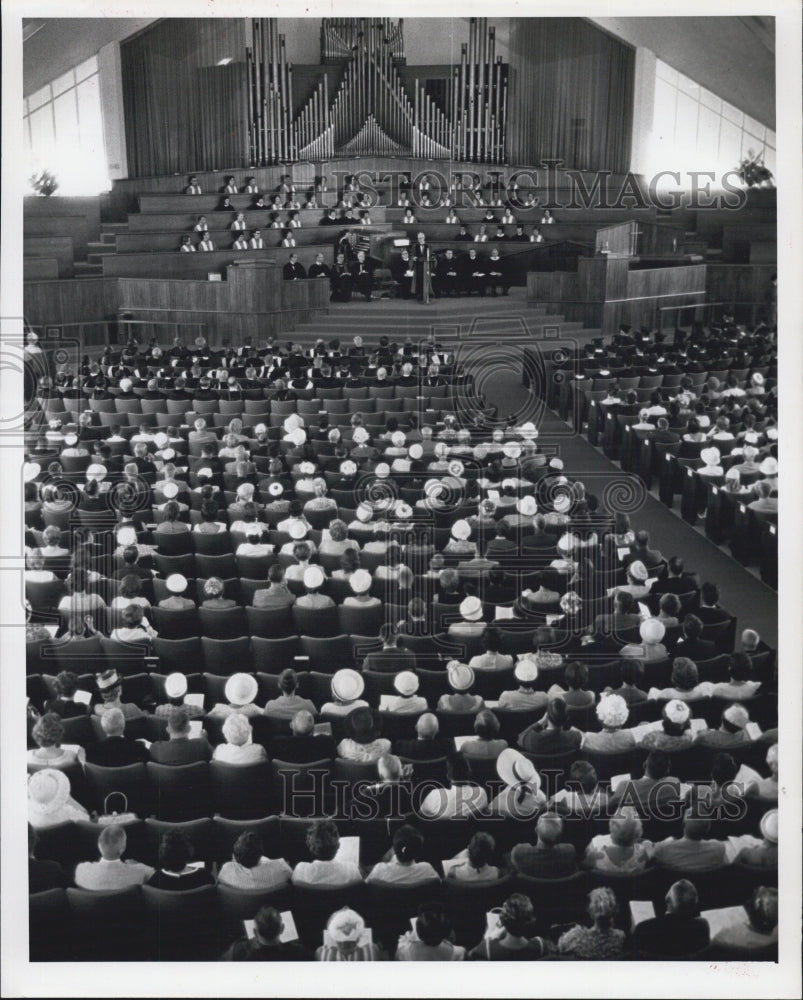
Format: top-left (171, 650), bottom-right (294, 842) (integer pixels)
top-left (392, 824), bottom-right (424, 863)
top-left (645, 750), bottom-right (671, 779)
top-left (568, 760), bottom-right (598, 794)
top-left (564, 661), bottom-right (589, 690)
top-left (473, 710), bottom-right (500, 740)
top-left (620, 658), bottom-right (643, 686)
top-left (700, 582), bottom-right (719, 606)
top-left (254, 906), bottom-right (283, 942)
top-left (278, 668), bottom-right (297, 694)
top-left (306, 819), bottom-right (339, 861)
top-left (683, 614), bottom-right (703, 639)
top-left (56, 670), bottom-right (78, 697)
top-left (467, 831), bottom-right (495, 870)
top-left (159, 829), bottom-right (193, 872)
top-left (482, 626), bottom-right (502, 653)
top-left (232, 831), bottom-right (263, 869)
top-left (498, 894), bottom-right (535, 937)
top-left (668, 556), bottom-right (685, 576)
top-left (711, 752), bottom-right (738, 786)
top-left (730, 653), bottom-right (752, 682)
top-left (268, 562), bottom-right (285, 584)
top-left (547, 697), bottom-right (570, 729)
top-left (415, 903), bottom-right (453, 947)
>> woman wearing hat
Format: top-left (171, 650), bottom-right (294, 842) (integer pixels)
top-left (213, 713), bottom-right (267, 765)
top-left (337, 707), bottom-right (391, 763)
top-left (419, 753), bottom-right (488, 820)
top-left (321, 669), bottom-right (369, 717)
top-left (207, 673), bottom-right (262, 719)
top-left (498, 658), bottom-right (548, 712)
top-left (154, 673), bottom-right (204, 720)
top-left (734, 809), bottom-right (778, 868)
top-left (608, 560), bottom-right (651, 601)
top-left (437, 662), bottom-right (484, 714)
top-left (383, 672), bottom-right (428, 714)
top-left (581, 695), bottom-right (635, 752)
top-left (583, 809), bottom-right (654, 874)
top-left (295, 565), bottom-right (334, 609)
top-left (447, 596), bottom-right (487, 640)
top-left (619, 617), bottom-right (669, 662)
top-left (315, 907), bottom-right (383, 961)
top-left (442, 518), bottom-right (478, 558)
top-left (487, 748), bottom-right (547, 819)
top-left (28, 768), bottom-right (89, 829)
top-left (93, 669), bottom-right (144, 720)
top-left (468, 893), bottom-right (551, 960)
top-left (158, 572), bottom-right (196, 610)
top-left (341, 568), bottom-right (380, 608)
top-left (640, 699), bottom-right (695, 750)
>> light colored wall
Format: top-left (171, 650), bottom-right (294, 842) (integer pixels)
top-left (98, 42), bottom-right (127, 181)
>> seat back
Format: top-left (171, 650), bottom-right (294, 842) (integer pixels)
top-left (66, 885), bottom-right (149, 960)
top-left (209, 760), bottom-right (274, 819)
top-left (146, 761), bottom-right (212, 821)
top-left (140, 884), bottom-right (219, 960)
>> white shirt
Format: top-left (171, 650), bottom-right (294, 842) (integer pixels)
top-left (74, 857), bottom-right (154, 890)
top-left (291, 860), bottom-right (362, 887)
top-left (218, 857), bottom-right (292, 889)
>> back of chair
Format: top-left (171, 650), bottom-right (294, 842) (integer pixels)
top-left (29, 889), bottom-right (71, 961)
top-left (209, 760), bottom-right (274, 819)
top-left (84, 761), bottom-right (151, 816)
top-left (146, 761), bottom-right (212, 821)
top-left (269, 758), bottom-right (333, 817)
top-left (291, 883), bottom-right (368, 950)
top-left (140, 884), bottom-right (219, 960)
top-left (142, 816), bottom-right (215, 868)
top-left (66, 885), bottom-right (149, 961)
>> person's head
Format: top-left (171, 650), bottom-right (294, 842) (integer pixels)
top-left (498, 894), bottom-right (536, 938)
top-left (535, 812), bottom-right (564, 847)
top-left (665, 879), bottom-right (700, 918)
top-left (644, 750), bottom-right (671, 780)
top-left (467, 831), bottom-right (495, 871)
top-left (290, 709), bottom-right (314, 736)
top-left (203, 577), bottom-right (225, 600)
top-left (98, 824), bottom-right (127, 861)
top-left (306, 819), bottom-right (339, 861)
top-left (745, 886), bottom-right (779, 935)
top-left (482, 626), bottom-right (502, 653)
top-left (415, 713), bottom-right (438, 741)
top-left (328, 519), bottom-right (347, 543)
top-left (668, 556), bottom-right (684, 577)
top-left (683, 614), bottom-right (703, 640)
top-left (564, 760), bottom-right (597, 795)
top-left (159, 829), bottom-right (194, 873)
top-left (392, 823), bottom-right (424, 864)
top-left (700, 582), bottom-right (719, 607)
top-left (222, 712), bottom-right (252, 747)
top-left (55, 671), bottom-right (78, 699)
top-left (545, 697), bottom-right (571, 731)
top-left (377, 753), bottom-right (402, 783)
top-left (710, 751), bottom-right (739, 788)
top-left (473, 710), bottom-right (501, 741)
top-left (587, 887), bottom-right (618, 929)
top-left (167, 705), bottom-right (191, 738)
top-left (232, 831), bottom-right (263, 869)
top-left (609, 810), bottom-right (643, 848)
top-left (379, 622), bottom-right (398, 647)
top-left (659, 593), bottom-right (681, 618)
top-left (100, 707), bottom-right (126, 739)
top-left (121, 603), bottom-right (144, 628)
top-left (292, 542), bottom-right (311, 564)
top-left (32, 712), bottom-right (64, 749)
top-left (671, 657), bottom-right (699, 691)
top-left (682, 809), bottom-right (712, 841)
top-left (614, 590), bottom-right (634, 614)
top-left (564, 661), bottom-right (588, 691)
top-left (252, 906), bottom-right (284, 945)
top-left (278, 668), bottom-right (298, 695)
top-left (741, 628), bottom-right (760, 652)
top-left (414, 903), bottom-right (454, 948)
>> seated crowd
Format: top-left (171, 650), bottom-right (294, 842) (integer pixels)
top-left (24, 330), bottom-right (778, 961)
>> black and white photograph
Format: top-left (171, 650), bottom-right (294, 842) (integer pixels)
top-left (1, 2), bottom-right (800, 996)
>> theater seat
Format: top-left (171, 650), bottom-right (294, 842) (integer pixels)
top-left (140, 884), bottom-right (219, 960)
top-left (146, 761), bottom-right (212, 821)
top-left (209, 760), bottom-right (274, 819)
top-left (66, 885), bottom-right (149, 961)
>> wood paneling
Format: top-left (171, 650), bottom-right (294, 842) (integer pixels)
top-left (116, 225), bottom-right (391, 253)
top-left (24, 237), bottom-right (74, 277)
top-left (127, 206), bottom-right (372, 232)
top-left (24, 258), bottom-right (59, 281)
top-left (24, 196), bottom-right (101, 261)
top-left (23, 279), bottom-right (115, 327)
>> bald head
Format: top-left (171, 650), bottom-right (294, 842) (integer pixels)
top-left (536, 813), bottom-right (563, 846)
top-left (291, 710), bottom-right (315, 736)
top-left (416, 713), bottom-right (439, 740)
top-left (741, 629), bottom-right (760, 651)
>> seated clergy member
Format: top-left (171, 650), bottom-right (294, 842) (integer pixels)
top-left (282, 253), bottom-right (306, 280)
top-left (248, 229), bottom-right (264, 249)
top-left (350, 250), bottom-right (374, 301)
top-left (179, 235), bottom-right (196, 252)
top-left (74, 825), bottom-right (154, 890)
top-left (308, 252), bottom-right (332, 280)
top-left (185, 175), bottom-right (202, 194)
top-left (485, 247), bottom-right (510, 296)
top-left (198, 232), bottom-right (215, 251)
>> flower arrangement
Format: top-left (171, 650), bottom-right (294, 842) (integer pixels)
top-left (30, 169), bottom-right (59, 196)
top-left (735, 149), bottom-right (774, 188)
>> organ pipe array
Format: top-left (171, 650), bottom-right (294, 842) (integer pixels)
top-left (246, 17), bottom-right (506, 164)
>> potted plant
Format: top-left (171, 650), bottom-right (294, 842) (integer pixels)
top-left (30, 170), bottom-right (59, 196)
top-left (735, 149), bottom-right (774, 189)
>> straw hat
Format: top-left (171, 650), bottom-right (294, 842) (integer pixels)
top-left (596, 694), bottom-right (629, 728)
top-left (355, 504), bottom-right (373, 523)
top-left (303, 565), bottom-right (325, 590)
top-left (339, 460), bottom-right (357, 477)
top-left (451, 519), bottom-right (471, 541)
top-left (496, 748), bottom-right (540, 790)
top-left (164, 673), bottom-right (188, 699)
top-left (161, 481), bottom-right (179, 499)
top-left (28, 769), bottom-right (71, 815)
top-left (760, 809), bottom-right (778, 843)
top-left (640, 618), bottom-right (666, 643)
top-left (701, 447), bottom-right (721, 466)
top-left (349, 569), bottom-right (372, 594)
top-left (664, 699), bottom-right (691, 725)
top-left (628, 560), bottom-right (648, 582)
top-left (514, 658), bottom-right (539, 684)
top-left (374, 463), bottom-right (390, 479)
top-left (517, 496), bottom-right (537, 516)
top-left (352, 427), bottom-right (369, 445)
top-left (408, 444), bottom-right (423, 460)
top-left (459, 596), bottom-right (484, 621)
top-left (394, 672), bottom-right (419, 697)
top-left (447, 661), bottom-right (475, 691)
top-left (224, 673), bottom-right (258, 706)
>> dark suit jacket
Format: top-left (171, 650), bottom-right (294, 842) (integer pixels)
top-left (268, 735), bottom-right (336, 764)
top-left (632, 914), bottom-right (710, 957)
top-left (695, 606), bottom-right (732, 625)
top-left (362, 648), bottom-right (417, 674)
top-left (673, 638), bottom-right (717, 662)
top-left (510, 842), bottom-right (577, 878)
top-left (148, 737), bottom-right (213, 765)
top-left (84, 736), bottom-right (150, 767)
top-left (393, 738), bottom-right (453, 761)
top-left (42, 698), bottom-right (88, 719)
top-left (29, 859), bottom-right (68, 893)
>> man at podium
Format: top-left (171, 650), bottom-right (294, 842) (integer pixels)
top-left (411, 232), bottom-right (434, 303)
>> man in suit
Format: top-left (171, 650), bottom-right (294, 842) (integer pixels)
top-left (268, 710), bottom-right (337, 764)
top-left (509, 813), bottom-right (577, 878)
top-left (84, 708), bottom-right (149, 766)
top-left (695, 583), bottom-right (732, 625)
top-left (459, 248), bottom-right (487, 296)
top-left (651, 556), bottom-right (699, 597)
top-left (590, 591), bottom-right (642, 641)
top-left (252, 563), bottom-right (296, 610)
top-left (631, 879), bottom-right (711, 957)
top-left (362, 625), bottom-right (417, 674)
top-left (74, 825), bottom-right (154, 891)
top-left (28, 825), bottom-right (68, 893)
top-left (308, 253), bottom-right (332, 281)
top-left (652, 811), bottom-right (728, 871)
top-left (282, 254), bottom-right (306, 281)
top-left (673, 615), bottom-right (716, 662)
top-left (350, 250), bottom-right (374, 302)
top-left (149, 707), bottom-right (213, 765)
top-left (603, 658), bottom-right (649, 705)
top-left (628, 530), bottom-right (664, 570)
top-left (433, 250), bottom-right (459, 297)
top-left (393, 713), bottom-right (454, 761)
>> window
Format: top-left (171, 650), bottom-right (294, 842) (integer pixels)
top-left (23, 55), bottom-right (109, 196)
top-left (647, 59), bottom-right (775, 190)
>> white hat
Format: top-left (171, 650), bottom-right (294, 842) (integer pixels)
top-left (447, 661), bottom-right (475, 691)
top-left (765, 427), bottom-right (778, 441)
top-left (225, 672), bottom-right (258, 706)
top-left (395, 502), bottom-right (413, 520)
top-left (161, 448), bottom-right (176, 461)
top-left (355, 504), bottom-right (373, 523)
top-left (374, 463), bottom-right (390, 479)
top-left (197, 467), bottom-right (214, 479)
top-left (743, 433), bottom-right (759, 447)
top-left (448, 460), bottom-right (464, 478)
top-left (165, 573), bottom-right (188, 594)
top-left (116, 526), bottom-right (137, 547)
top-left (253, 423), bottom-right (268, 436)
top-left (553, 493), bottom-right (571, 514)
top-left (760, 809), bottom-right (778, 843)
top-left (473, 444), bottom-right (489, 461)
top-left (723, 703), bottom-right (750, 729)
top-left (549, 458), bottom-right (564, 471)
top-left (161, 481), bottom-right (179, 499)
top-left (701, 447), bottom-right (721, 466)
top-left (725, 467), bottom-right (741, 482)
top-left (759, 457), bottom-right (778, 476)
top-left (164, 672), bottom-right (188, 699)
top-left (340, 460), bottom-right (357, 476)
top-left (517, 495), bottom-right (537, 516)
top-left (298, 461), bottom-right (316, 476)
top-left (290, 428), bottom-right (307, 447)
top-left (394, 671), bottom-right (419, 697)
top-left (503, 442), bottom-right (522, 460)
top-left (63, 433), bottom-right (78, 447)
top-left (640, 617), bottom-right (665, 643)
top-left (751, 372), bottom-right (765, 386)
top-left (459, 596), bottom-right (484, 621)
top-left (629, 560), bottom-right (648, 582)
top-left (86, 463), bottom-right (107, 482)
top-left (596, 694), bottom-right (629, 728)
top-left (352, 427), bottom-right (369, 445)
top-left (268, 482), bottom-right (284, 497)
top-left (326, 908), bottom-right (366, 945)
top-left (28, 769), bottom-right (71, 814)
top-left (559, 591), bottom-right (582, 615)
top-left (119, 378), bottom-right (133, 392)
top-left (331, 668), bottom-right (364, 702)
top-left (289, 520), bottom-right (307, 540)
top-left (408, 444), bottom-right (423, 460)
top-left (451, 519), bottom-right (471, 541)
top-left (556, 533), bottom-right (575, 555)
top-left (514, 657), bottom-right (539, 684)
top-left (283, 414), bottom-right (302, 433)
top-left (664, 699), bottom-right (691, 725)
top-left (23, 462), bottom-right (41, 482)
top-left (349, 569), bottom-right (372, 594)
top-left (154, 432), bottom-right (169, 448)
top-left (496, 748), bottom-right (539, 789)
top-left (391, 431), bottom-right (406, 448)
top-left (303, 565), bottom-right (325, 589)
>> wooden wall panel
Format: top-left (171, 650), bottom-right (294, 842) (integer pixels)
top-left (24, 237), bottom-right (74, 277)
top-left (24, 259), bottom-right (59, 281)
top-left (23, 279), bottom-right (113, 327)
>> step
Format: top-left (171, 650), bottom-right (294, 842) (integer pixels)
top-left (74, 262), bottom-right (104, 277)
